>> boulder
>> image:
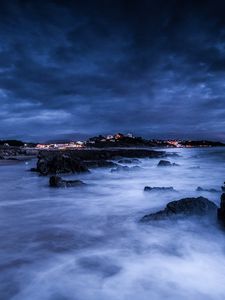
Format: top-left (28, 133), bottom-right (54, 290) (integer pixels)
top-left (157, 160), bottom-right (179, 167)
top-left (36, 154), bottom-right (89, 175)
top-left (49, 176), bottom-right (85, 188)
top-left (144, 186), bottom-right (175, 192)
top-left (141, 197), bottom-right (217, 222)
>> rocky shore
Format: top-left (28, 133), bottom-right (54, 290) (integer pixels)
top-left (0, 146), bottom-right (38, 161)
top-left (33, 148), bottom-right (166, 175)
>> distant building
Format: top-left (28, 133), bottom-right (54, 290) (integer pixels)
top-left (114, 133), bottom-right (124, 140)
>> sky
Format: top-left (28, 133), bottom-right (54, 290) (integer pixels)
top-left (0, 0), bottom-right (225, 141)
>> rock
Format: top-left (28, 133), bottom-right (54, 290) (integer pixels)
top-left (111, 166), bottom-right (130, 173)
top-left (157, 160), bottom-right (179, 167)
top-left (196, 187), bottom-right (219, 193)
top-left (85, 160), bottom-right (117, 168)
top-left (49, 176), bottom-right (85, 188)
top-left (118, 158), bottom-right (141, 164)
top-left (144, 186), bottom-right (175, 192)
top-left (221, 182), bottom-right (225, 192)
top-left (189, 166), bottom-right (200, 169)
top-left (36, 154), bottom-right (89, 175)
top-left (141, 197), bottom-right (217, 222)
top-left (111, 165), bottom-right (141, 173)
top-left (218, 193), bottom-right (225, 225)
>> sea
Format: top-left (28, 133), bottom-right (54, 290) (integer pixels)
top-left (0, 147), bottom-right (225, 300)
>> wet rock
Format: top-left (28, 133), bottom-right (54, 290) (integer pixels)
top-left (157, 160), bottom-right (179, 167)
top-left (85, 160), bottom-right (117, 168)
top-left (49, 176), bottom-right (85, 188)
top-left (118, 158), bottom-right (141, 164)
top-left (144, 186), bottom-right (175, 192)
top-left (141, 197), bottom-right (217, 222)
top-left (196, 187), bottom-right (219, 193)
top-left (221, 182), bottom-right (225, 192)
top-left (37, 154), bottom-right (89, 175)
top-left (218, 193), bottom-right (225, 226)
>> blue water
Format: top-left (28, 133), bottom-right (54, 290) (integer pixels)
top-left (0, 148), bottom-right (225, 300)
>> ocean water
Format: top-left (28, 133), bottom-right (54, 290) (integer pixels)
top-left (0, 147), bottom-right (225, 300)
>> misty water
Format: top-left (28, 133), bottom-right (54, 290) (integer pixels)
top-left (0, 148), bottom-right (225, 300)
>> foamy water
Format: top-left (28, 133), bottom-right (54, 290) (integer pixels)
top-left (0, 148), bottom-right (225, 300)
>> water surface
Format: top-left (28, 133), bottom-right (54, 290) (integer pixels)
top-left (0, 148), bottom-right (225, 300)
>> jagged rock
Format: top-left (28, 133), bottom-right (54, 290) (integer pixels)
top-left (144, 186), bottom-right (175, 192)
top-left (196, 187), bottom-right (219, 193)
top-left (218, 193), bottom-right (225, 225)
top-left (49, 176), bottom-right (85, 188)
top-left (118, 158), bottom-right (141, 164)
top-left (157, 160), bottom-right (179, 167)
top-left (36, 154), bottom-right (89, 175)
top-left (141, 197), bottom-right (217, 222)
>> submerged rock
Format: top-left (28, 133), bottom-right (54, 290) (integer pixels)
top-left (141, 197), bottom-right (217, 222)
top-left (196, 187), bottom-right (219, 193)
top-left (144, 186), bottom-right (175, 192)
top-left (49, 176), bottom-right (85, 188)
top-left (157, 160), bottom-right (179, 167)
top-left (111, 165), bottom-right (141, 173)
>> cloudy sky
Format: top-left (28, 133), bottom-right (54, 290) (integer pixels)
top-left (0, 0), bottom-right (225, 141)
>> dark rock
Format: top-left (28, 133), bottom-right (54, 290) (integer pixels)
top-left (157, 160), bottom-right (179, 167)
top-left (118, 158), bottom-right (141, 164)
top-left (49, 176), bottom-right (85, 188)
top-left (218, 193), bottom-right (225, 225)
top-left (36, 154), bottom-right (89, 175)
top-left (144, 186), bottom-right (175, 192)
top-left (196, 187), bottom-right (219, 193)
top-left (141, 197), bottom-right (217, 222)
top-left (85, 160), bottom-right (118, 168)
top-left (221, 182), bottom-right (225, 192)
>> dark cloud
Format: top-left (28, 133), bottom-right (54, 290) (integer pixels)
top-left (0, 0), bottom-right (225, 141)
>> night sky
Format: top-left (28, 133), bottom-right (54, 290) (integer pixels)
top-left (1, 0), bottom-right (225, 141)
